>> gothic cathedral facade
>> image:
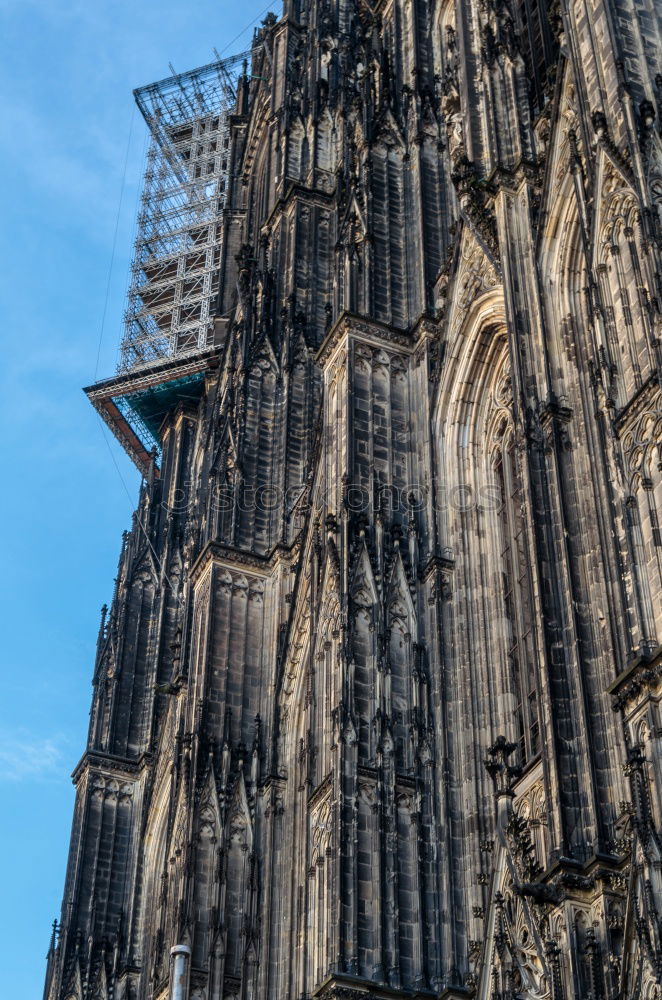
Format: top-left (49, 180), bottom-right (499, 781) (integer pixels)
top-left (46, 1), bottom-right (662, 998)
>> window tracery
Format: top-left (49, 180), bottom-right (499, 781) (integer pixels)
top-left (488, 364), bottom-right (539, 764)
top-left (308, 795), bottom-right (333, 987)
top-left (597, 186), bottom-right (657, 406)
top-left (621, 406), bottom-right (662, 649)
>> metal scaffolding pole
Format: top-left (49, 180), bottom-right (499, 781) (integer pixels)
top-left (118, 52), bottom-right (247, 373)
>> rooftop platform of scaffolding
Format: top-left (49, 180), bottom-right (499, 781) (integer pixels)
top-left (85, 339), bottom-right (225, 475)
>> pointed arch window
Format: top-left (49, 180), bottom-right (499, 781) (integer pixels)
top-left (624, 491), bottom-right (658, 650)
top-left (597, 199), bottom-right (657, 406)
top-left (492, 428), bottom-right (539, 763)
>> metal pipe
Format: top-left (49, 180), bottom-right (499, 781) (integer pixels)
top-left (170, 943), bottom-right (191, 1000)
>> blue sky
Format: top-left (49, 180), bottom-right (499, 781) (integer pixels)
top-left (0, 2), bottom-right (279, 995)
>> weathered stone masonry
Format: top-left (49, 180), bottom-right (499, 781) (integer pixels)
top-left (46, 1), bottom-right (662, 998)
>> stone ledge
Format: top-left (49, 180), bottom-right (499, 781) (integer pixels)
top-left (71, 749), bottom-right (151, 783)
top-left (190, 537), bottom-right (301, 585)
top-left (608, 644), bottom-right (662, 711)
top-left (312, 973), bottom-right (437, 1000)
top-left (316, 311), bottom-right (413, 369)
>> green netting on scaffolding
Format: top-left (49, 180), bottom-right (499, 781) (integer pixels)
top-left (112, 371), bottom-right (207, 453)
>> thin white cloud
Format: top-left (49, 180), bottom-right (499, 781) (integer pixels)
top-left (0, 729), bottom-right (66, 782)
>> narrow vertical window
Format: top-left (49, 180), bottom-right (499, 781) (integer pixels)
top-left (494, 437), bottom-right (539, 763)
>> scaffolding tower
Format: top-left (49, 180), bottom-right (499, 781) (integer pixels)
top-left (119, 53), bottom-right (247, 372)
